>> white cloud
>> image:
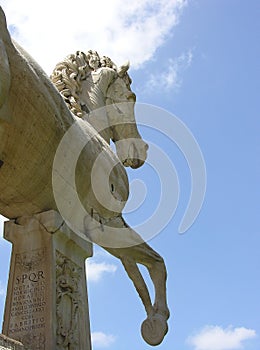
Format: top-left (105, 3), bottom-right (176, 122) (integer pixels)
top-left (91, 331), bottom-right (116, 348)
top-left (187, 325), bottom-right (257, 350)
top-left (146, 49), bottom-right (193, 92)
top-left (1, 0), bottom-right (187, 74)
top-left (86, 260), bottom-right (117, 282)
top-left (0, 281), bottom-right (6, 299)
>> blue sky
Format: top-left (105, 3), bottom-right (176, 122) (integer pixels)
top-left (0, 1), bottom-right (259, 349)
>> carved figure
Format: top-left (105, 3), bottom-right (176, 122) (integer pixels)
top-left (56, 251), bottom-right (81, 350)
top-left (0, 7), bottom-right (169, 345)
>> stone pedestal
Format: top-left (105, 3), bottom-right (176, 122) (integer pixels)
top-left (2, 210), bottom-right (93, 350)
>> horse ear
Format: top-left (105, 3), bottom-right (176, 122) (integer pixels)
top-left (117, 61), bottom-right (130, 77)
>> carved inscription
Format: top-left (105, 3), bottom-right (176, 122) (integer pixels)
top-left (8, 248), bottom-right (46, 349)
top-left (56, 251), bottom-right (82, 350)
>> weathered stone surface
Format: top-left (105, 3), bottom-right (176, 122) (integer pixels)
top-left (0, 334), bottom-right (24, 350)
top-left (0, 7), bottom-right (131, 220)
top-left (0, 5), bottom-right (169, 346)
top-left (2, 210), bottom-right (92, 350)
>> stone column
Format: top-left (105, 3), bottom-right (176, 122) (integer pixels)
top-left (2, 210), bottom-right (93, 350)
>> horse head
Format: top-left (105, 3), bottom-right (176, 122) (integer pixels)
top-left (51, 52), bottom-right (148, 169)
top-left (105, 62), bottom-right (148, 169)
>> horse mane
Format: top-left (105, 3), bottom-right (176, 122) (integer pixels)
top-left (50, 50), bottom-right (117, 118)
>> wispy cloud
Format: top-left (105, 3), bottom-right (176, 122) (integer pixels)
top-left (86, 260), bottom-right (117, 282)
top-left (0, 281), bottom-right (6, 299)
top-left (91, 331), bottom-right (116, 348)
top-left (187, 325), bottom-right (257, 350)
top-left (146, 49), bottom-right (193, 92)
top-left (1, 0), bottom-right (187, 74)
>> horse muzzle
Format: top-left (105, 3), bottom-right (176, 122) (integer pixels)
top-left (123, 140), bottom-right (148, 169)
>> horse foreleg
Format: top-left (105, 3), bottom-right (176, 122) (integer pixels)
top-left (120, 241), bottom-right (170, 320)
top-left (88, 215), bottom-right (170, 345)
top-left (127, 243), bottom-right (170, 346)
top-left (105, 241), bottom-right (170, 346)
top-left (120, 256), bottom-right (154, 317)
top-left (143, 247), bottom-right (170, 320)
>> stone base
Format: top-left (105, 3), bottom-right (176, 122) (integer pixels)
top-left (0, 334), bottom-right (24, 349)
top-left (2, 210), bottom-right (93, 350)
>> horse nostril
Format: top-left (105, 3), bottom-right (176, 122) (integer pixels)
top-left (111, 183), bottom-right (114, 192)
top-left (144, 143), bottom-right (149, 151)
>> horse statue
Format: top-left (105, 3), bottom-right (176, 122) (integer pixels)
top-left (0, 6), bottom-right (169, 346)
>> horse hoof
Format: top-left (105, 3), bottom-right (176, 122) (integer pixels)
top-left (141, 314), bottom-right (168, 346)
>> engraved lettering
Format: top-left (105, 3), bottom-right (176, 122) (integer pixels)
top-left (15, 270), bottom-right (45, 284)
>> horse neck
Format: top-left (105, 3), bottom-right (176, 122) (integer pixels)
top-left (81, 68), bottom-right (116, 111)
top-left (80, 68), bottom-right (116, 143)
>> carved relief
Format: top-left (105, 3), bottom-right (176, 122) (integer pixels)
top-left (15, 249), bottom-right (45, 270)
top-left (56, 251), bottom-right (82, 350)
